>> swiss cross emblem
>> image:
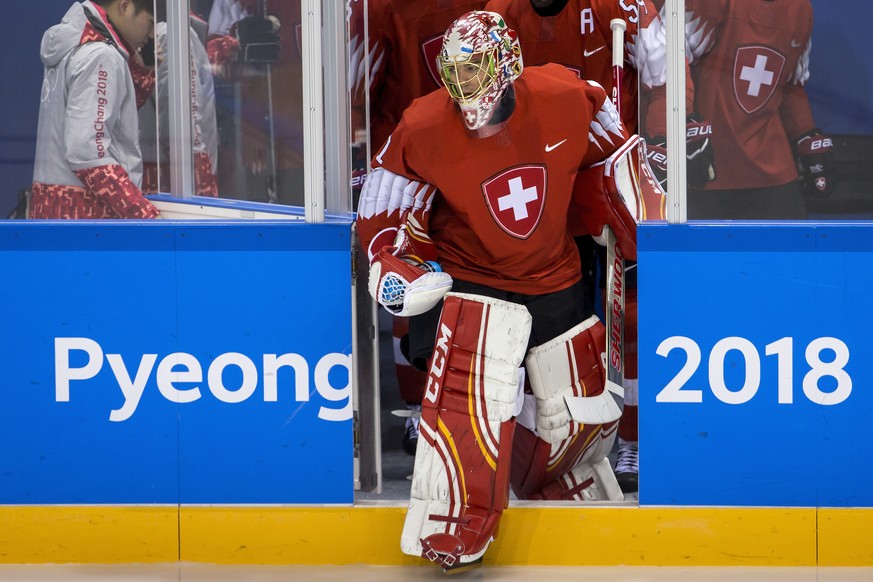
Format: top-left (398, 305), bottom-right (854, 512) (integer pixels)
top-left (421, 34), bottom-right (444, 88)
top-left (733, 46), bottom-right (785, 114)
top-left (482, 165), bottom-right (547, 239)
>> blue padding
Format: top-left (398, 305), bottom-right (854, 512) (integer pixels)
top-left (640, 221), bottom-right (873, 253)
top-left (0, 220), bottom-right (352, 252)
top-left (0, 220), bottom-right (354, 504)
top-left (638, 221), bottom-right (873, 507)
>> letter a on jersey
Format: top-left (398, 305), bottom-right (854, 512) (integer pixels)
top-left (482, 165), bottom-right (547, 239)
top-left (733, 46), bottom-right (785, 114)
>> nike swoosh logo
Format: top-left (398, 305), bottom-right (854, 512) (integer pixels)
top-left (545, 139), bottom-right (568, 152)
top-left (584, 46), bottom-right (606, 57)
top-left (790, 39), bottom-right (804, 48)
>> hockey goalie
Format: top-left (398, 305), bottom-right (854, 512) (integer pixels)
top-left (356, 10), bottom-right (664, 572)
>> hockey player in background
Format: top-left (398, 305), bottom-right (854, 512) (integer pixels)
top-left (207, 0), bottom-right (305, 206)
top-left (481, 0), bottom-right (711, 493)
top-left (350, 0), bottom-right (488, 157)
top-left (138, 7), bottom-right (219, 197)
top-left (31, 0), bottom-right (161, 219)
top-left (357, 10), bottom-right (658, 571)
top-left (684, 0), bottom-right (836, 219)
top-left (348, 0), bottom-right (488, 455)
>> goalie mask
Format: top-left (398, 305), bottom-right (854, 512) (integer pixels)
top-left (437, 11), bottom-right (523, 131)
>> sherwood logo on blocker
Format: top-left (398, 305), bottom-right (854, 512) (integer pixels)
top-left (54, 337), bottom-right (352, 423)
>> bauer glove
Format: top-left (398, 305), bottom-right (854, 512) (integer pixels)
top-left (685, 114), bottom-right (716, 188)
top-left (643, 136), bottom-right (667, 191)
top-left (643, 114), bottom-right (716, 191)
top-left (795, 128), bottom-right (837, 197)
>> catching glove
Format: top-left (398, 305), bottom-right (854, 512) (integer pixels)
top-left (368, 249), bottom-right (452, 317)
top-left (795, 129), bottom-right (837, 197)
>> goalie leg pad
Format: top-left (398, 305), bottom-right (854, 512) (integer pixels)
top-left (401, 292), bottom-right (532, 569)
top-left (511, 425), bottom-right (622, 501)
top-left (525, 315), bottom-right (621, 443)
top-left (510, 316), bottom-right (623, 501)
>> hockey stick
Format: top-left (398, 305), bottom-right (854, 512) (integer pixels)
top-left (257, 0), bottom-right (279, 203)
top-left (604, 18), bottom-right (627, 401)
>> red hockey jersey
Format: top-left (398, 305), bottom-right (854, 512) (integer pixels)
top-left (685, 0), bottom-right (816, 190)
top-left (357, 65), bottom-right (629, 296)
top-left (349, 0), bottom-right (488, 152)
top-left (484, 0), bottom-right (683, 136)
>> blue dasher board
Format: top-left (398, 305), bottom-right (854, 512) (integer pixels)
top-left (0, 221), bottom-right (353, 504)
top-left (638, 223), bottom-right (873, 507)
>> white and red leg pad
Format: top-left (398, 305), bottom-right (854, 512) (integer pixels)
top-left (510, 316), bottom-right (623, 501)
top-left (400, 292), bottom-right (532, 569)
top-left (511, 425), bottom-right (622, 501)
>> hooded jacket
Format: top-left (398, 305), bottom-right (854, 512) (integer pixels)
top-left (139, 19), bottom-right (218, 197)
top-left (31, 1), bottom-right (158, 218)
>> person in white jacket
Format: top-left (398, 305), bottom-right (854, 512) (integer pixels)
top-left (138, 12), bottom-right (219, 197)
top-left (32, 0), bottom-right (160, 219)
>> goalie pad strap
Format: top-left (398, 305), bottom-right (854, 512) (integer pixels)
top-left (535, 456), bottom-right (623, 501)
top-left (401, 293), bottom-right (532, 568)
top-left (565, 389), bottom-right (622, 425)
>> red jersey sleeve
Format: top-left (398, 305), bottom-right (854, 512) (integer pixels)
top-left (579, 79), bottom-right (632, 168)
top-left (356, 122), bottom-right (439, 261)
top-left (780, 83), bottom-right (816, 142)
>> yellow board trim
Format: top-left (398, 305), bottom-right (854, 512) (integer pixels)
top-left (1, 505), bottom-right (872, 566)
top-left (0, 506), bottom-right (178, 563)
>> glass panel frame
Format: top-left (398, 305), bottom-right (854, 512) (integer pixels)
top-left (160, 0), bottom-right (355, 222)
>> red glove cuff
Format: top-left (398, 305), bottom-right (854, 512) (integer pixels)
top-left (207, 36), bottom-right (240, 67)
top-left (194, 152), bottom-right (219, 197)
top-left (128, 58), bottom-right (155, 110)
top-left (74, 165), bottom-right (159, 219)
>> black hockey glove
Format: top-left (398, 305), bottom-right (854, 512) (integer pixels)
top-left (643, 136), bottom-right (668, 191)
top-left (643, 114), bottom-right (716, 191)
top-left (794, 128), bottom-right (837, 197)
top-left (236, 15), bottom-right (281, 63)
top-left (139, 37), bottom-right (156, 68)
top-left (685, 114), bottom-right (716, 188)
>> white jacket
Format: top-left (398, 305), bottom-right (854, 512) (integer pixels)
top-left (33, 1), bottom-right (144, 189)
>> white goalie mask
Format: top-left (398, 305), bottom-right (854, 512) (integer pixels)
top-left (437, 11), bottom-right (523, 131)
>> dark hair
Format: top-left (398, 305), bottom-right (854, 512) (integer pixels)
top-left (154, 0), bottom-right (166, 23)
top-left (92, 0), bottom-right (156, 15)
